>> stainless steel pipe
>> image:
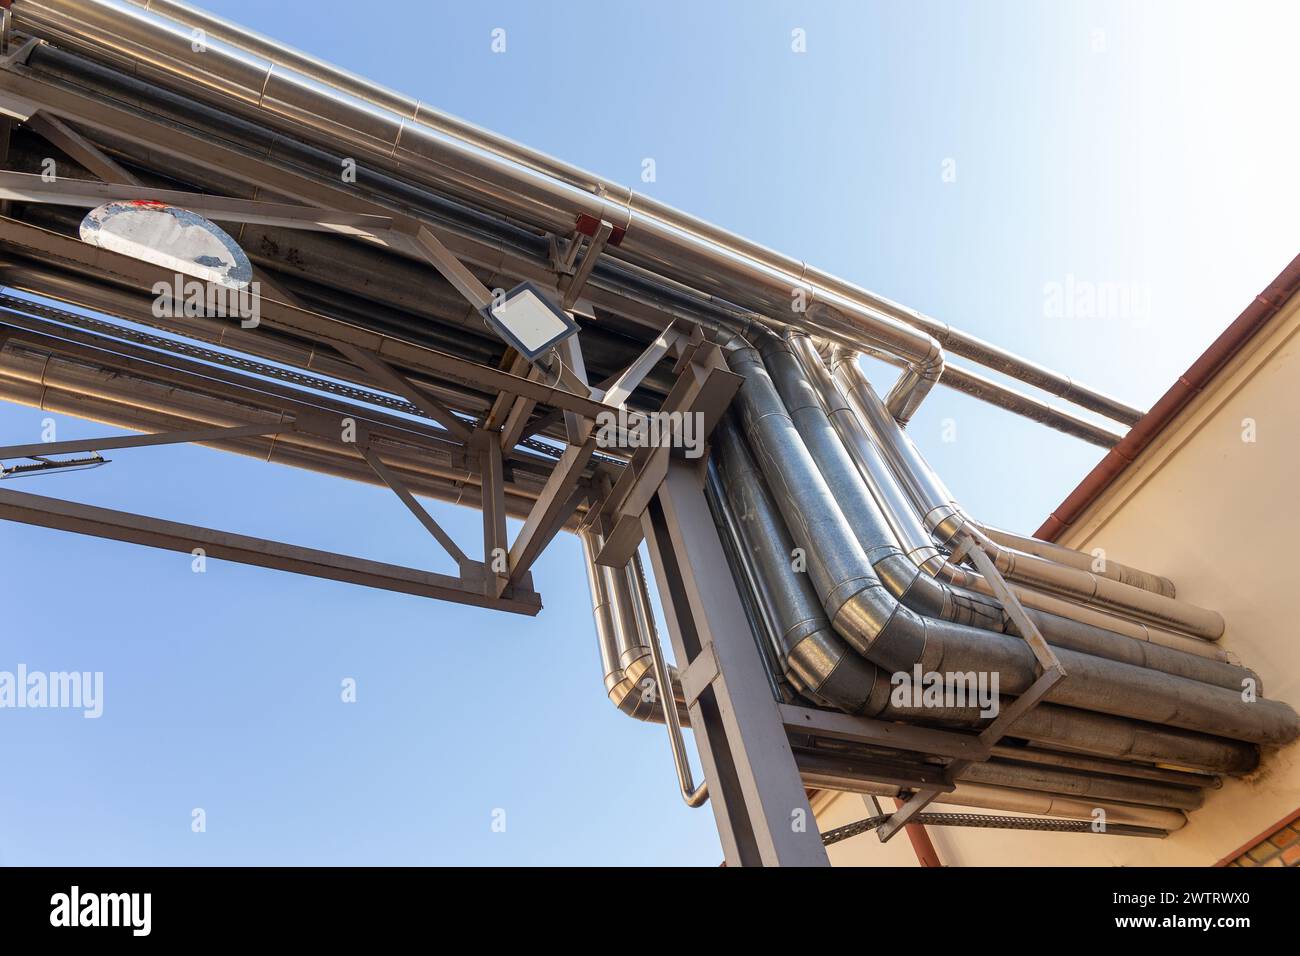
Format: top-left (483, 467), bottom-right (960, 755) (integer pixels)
top-left (719, 325), bottom-right (1298, 746)
top-left (9, 0), bottom-right (1144, 428)
top-left (830, 348), bottom-right (1228, 641)
top-left (580, 531), bottom-right (688, 726)
top-left (707, 415), bottom-right (1262, 774)
top-left (783, 332), bottom-right (1256, 689)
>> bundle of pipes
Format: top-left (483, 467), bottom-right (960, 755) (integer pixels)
top-left (2, 0), bottom-right (1293, 833)
top-left (575, 318), bottom-right (1287, 821)
top-left (616, 322), bottom-right (1294, 828)
top-left (6, 0), bottom-right (1142, 441)
top-left (0, 309), bottom-right (557, 520)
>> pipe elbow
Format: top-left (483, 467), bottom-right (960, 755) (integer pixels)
top-left (874, 551), bottom-right (1005, 632)
top-left (785, 622), bottom-right (880, 715)
top-left (607, 660), bottom-right (692, 725)
top-left (828, 580), bottom-right (927, 674)
top-left (711, 318), bottom-right (777, 357)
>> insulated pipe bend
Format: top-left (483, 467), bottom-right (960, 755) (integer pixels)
top-left (828, 348), bottom-right (1227, 642)
top-left (706, 427), bottom-right (881, 715)
top-left (707, 415), bottom-right (1261, 775)
top-left (722, 333), bottom-right (1300, 746)
top-left (783, 333), bottom-right (1259, 692)
top-left (757, 329), bottom-right (1005, 632)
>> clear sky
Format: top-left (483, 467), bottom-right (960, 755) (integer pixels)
top-left (1, 0), bottom-right (1297, 865)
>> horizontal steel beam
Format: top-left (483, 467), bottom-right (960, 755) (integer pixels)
top-left (778, 704), bottom-right (989, 762)
top-left (0, 487), bottom-right (542, 614)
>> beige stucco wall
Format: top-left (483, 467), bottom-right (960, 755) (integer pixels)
top-left (818, 289), bottom-right (1300, 866)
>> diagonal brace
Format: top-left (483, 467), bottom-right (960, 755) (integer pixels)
top-left (360, 445), bottom-right (472, 570)
top-left (504, 434), bottom-right (597, 590)
top-left (336, 342), bottom-right (472, 442)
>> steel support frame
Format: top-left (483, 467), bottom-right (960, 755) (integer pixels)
top-left (0, 169), bottom-right (395, 235)
top-left (0, 319), bottom-right (543, 611)
top-left (641, 456), bottom-right (829, 866)
top-left (873, 531), bottom-right (1067, 843)
top-left (0, 487), bottom-right (541, 613)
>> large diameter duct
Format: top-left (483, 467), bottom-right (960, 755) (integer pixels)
top-left (781, 332), bottom-right (1258, 691)
top-left (9, 0), bottom-right (1143, 428)
top-left (791, 331), bottom-right (1223, 663)
top-left (719, 327), bottom-right (1299, 746)
top-left (707, 455), bottom-right (838, 706)
top-left (709, 416), bottom-right (1259, 775)
top-left (708, 422), bottom-right (879, 714)
top-left (757, 330), bottom-right (1007, 633)
top-left (804, 348), bottom-right (1221, 663)
top-left (829, 349), bottom-right (1227, 642)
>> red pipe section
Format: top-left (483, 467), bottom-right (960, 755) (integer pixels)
top-left (893, 798), bottom-right (943, 867)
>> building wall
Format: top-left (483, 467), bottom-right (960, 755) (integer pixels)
top-left (817, 289), bottom-right (1300, 866)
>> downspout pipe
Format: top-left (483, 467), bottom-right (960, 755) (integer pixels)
top-left (829, 348), bottom-right (1228, 642)
top-left (718, 327), bottom-right (1299, 746)
top-left (708, 414), bottom-right (1261, 774)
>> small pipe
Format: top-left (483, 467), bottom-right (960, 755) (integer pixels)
top-left (633, 548), bottom-right (708, 808)
top-left (793, 751), bottom-right (1189, 831)
top-left (891, 798), bottom-right (943, 867)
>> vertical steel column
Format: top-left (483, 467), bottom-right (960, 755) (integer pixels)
top-left (641, 457), bottom-right (829, 867)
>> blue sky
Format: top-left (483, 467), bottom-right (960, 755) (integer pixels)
top-left (1, 0), bottom-right (1297, 865)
